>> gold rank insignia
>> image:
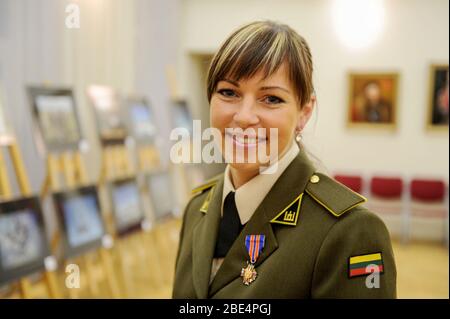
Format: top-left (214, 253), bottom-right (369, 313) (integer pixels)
top-left (270, 193), bottom-right (303, 226)
top-left (199, 186), bottom-right (214, 213)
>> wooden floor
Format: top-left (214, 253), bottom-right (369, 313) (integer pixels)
top-left (393, 240), bottom-right (449, 299)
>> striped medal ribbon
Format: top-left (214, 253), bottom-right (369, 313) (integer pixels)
top-left (240, 235), bottom-right (265, 285)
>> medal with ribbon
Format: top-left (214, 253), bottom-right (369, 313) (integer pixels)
top-left (240, 234), bottom-right (265, 285)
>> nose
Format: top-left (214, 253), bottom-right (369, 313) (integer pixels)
top-left (233, 97), bottom-right (260, 128)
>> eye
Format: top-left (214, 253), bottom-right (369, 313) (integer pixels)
top-left (217, 89), bottom-right (238, 98)
top-left (263, 95), bottom-right (285, 105)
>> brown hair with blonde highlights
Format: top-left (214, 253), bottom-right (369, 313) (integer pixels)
top-left (207, 20), bottom-right (314, 107)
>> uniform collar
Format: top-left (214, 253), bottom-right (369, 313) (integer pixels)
top-left (222, 142), bottom-right (300, 224)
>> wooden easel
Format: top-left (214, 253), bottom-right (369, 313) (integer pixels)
top-left (40, 147), bottom-right (120, 298)
top-left (137, 145), bottom-right (160, 172)
top-left (99, 143), bottom-right (163, 298)
top-left (134, 142), bottom-right (182, 296)
top-left (0, 139), bottom-right (60, 299)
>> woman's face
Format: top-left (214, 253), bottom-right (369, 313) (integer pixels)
top-left (210, 62), bottom-right (313, 174)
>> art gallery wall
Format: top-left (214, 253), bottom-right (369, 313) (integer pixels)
top-left (177, 0), bottom-right (449, 183)
top-left (0, 0), bottom-right (180, 194)
top-left (0, 0), bottom-right (180, 236)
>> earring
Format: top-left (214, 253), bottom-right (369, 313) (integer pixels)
top-left (295, 131), bottom-right (302, 143)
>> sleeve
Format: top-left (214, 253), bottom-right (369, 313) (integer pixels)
top-left (311, 208), bottom-right (397, 298)
top-left (174, 198), bottom-right (192, 271)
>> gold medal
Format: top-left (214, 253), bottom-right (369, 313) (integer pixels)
top-left (242, 235), bottom-right (265, 286)
top-left (240, 262), bottom-right (257, 285)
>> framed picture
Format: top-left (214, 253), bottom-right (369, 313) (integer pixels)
top-left (347, 73), bottom-right (398, 129)
top-left (0, 87), bottom-right (7, 136)
top-left (52, 186), bottom-right (105, 258)
top-left (109, 177), bottom-right (145, 236)
top-left (147, 171), bottom-right (176, 222)
top-left (172, 99), bottom-right (193, 134)
top-left (427, 64), bottom-right (449, 130)
top-left (0, 196), bottom-right (50, 286)
top-left (0, 87), bottom-right (13, 146)
top-left (27, 86), bottom-right (82, 151)
top-left (124, 96), bottom-right (157, 145)
top-left (87, 85), bottom-right (128, 145)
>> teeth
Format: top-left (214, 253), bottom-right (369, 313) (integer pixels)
top-left (230, 134), bottom-right (265, 144)
top-left (236, 136), bottom-right (256, 144)
top-left (225, 132), bottom-right (266, 145)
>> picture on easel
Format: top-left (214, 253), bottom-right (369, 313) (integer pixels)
top-left (109, 177), bottom-right (146, 236)
top-left (0, 89), bottom-right (7, 137)
top-left (0, 197), bottom-right (50, 286)
top-left (171, 99), bottom-right (193, 134)
top-left (147, 171), bottom-right (176, 222)
top-left (52, 186), bottom-right (105, 258)
top-left (27, 86), bottom-right (82, 151)
top-left (87, 85), bottom-right (128, 146)
top-left (0, 87), bottom-right (13, 145)
top-left (124, 96), bottom-right (157, 146)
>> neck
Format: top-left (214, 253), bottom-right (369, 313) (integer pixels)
top-left (229, 166), bottom-right (259, 189)
top-left (229, 140), bottom-right (295, 189)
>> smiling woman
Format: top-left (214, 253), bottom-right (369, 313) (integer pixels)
top-left (173, 20), bottom-right (397, 299)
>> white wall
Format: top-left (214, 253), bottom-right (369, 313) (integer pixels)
top-left (178, 0), bottom-right (449, 182)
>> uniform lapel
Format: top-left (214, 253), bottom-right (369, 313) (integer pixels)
top-left (192, 178), bottom-right (224, 299)
top-left (209, 148), bottom-right (315, 297)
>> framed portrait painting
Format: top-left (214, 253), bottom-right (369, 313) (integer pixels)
top-left (0, 197), bottom-right (50, 286)
top-left (427, 64), bottom-right (448, 130)
top-left (347, 73), bottom-right (399, 129)
top-left (27, 86), bottom-right (82, 152)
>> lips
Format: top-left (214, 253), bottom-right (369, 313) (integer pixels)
top-left (225, 132), bottom-right (267, 148)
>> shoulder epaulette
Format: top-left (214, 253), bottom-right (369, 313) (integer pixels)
top-left (305, 173), bottom-right (366, 217)
top-left (191, 179), bottom-right (218, 195)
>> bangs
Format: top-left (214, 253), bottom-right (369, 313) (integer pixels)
top-left (207, 21), bottom-right (313, 106)
top-left (220, 27), bottom-right (289, 83)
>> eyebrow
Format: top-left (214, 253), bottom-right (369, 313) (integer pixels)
top-left (220, 79), bottom-right (291, 94)
top-left (260, 86), bottom-right (291, 94)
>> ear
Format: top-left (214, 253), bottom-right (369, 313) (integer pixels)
top-left (296, 94), bottom-right (316, 132)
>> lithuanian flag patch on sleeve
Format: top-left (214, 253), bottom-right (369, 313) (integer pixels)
top-left (348, 252), bottom-right (384, 278)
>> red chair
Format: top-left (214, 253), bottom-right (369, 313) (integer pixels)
top-left (367, 176), bottom-right (406, 241)
top-left (334, 174), bottom-right (363, 193)
top-left (370, 177), bottom-right (403, 199)
top-left (411, 179), bottom-right (445, 202)
top-left (409, 178), bottom-right (448, 243)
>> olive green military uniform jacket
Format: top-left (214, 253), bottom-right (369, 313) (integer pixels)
top-left (173, 149), bottom-right (397, 298)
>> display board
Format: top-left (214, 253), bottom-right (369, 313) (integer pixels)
top-left (87, 85), bottom-right (128, 145)
top-left (172, 99), bottom-right (193, 134)
top-left (52, 186), bottom-right (105, 258)
top-left (0, 196), bottom-right (50, 286)
top-left (27, 86), bottom-right (82, 152)
top-left (0, 87), bottom-right (13, 145)
top-left (147, 171), bottom-right (176, 221)
top-left (124, 96), bottom-right (157, 146)
top-left (109, 177), bottom-right (145, 236)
